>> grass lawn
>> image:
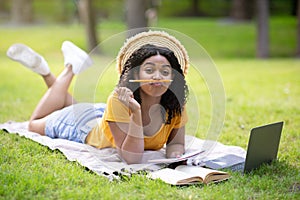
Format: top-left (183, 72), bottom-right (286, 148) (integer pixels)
top-left (0, 17), bottom-right (299, 199)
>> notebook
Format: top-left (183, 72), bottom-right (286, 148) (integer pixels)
top-left (203, 121), bottom-right (284, 173)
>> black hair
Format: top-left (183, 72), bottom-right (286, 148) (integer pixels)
top-left (117, 44), bottom-right (189, 124)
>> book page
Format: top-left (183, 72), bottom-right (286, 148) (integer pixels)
top-left (175, 165), bottom-right (229, 184)
top-left (147, 168), bottom-right (201, 185)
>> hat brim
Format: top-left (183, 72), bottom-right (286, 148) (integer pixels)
top-left (116, 30), bottom-right (189, 75)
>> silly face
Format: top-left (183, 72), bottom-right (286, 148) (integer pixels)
top-left (137, 54), bottom-right (173, 98)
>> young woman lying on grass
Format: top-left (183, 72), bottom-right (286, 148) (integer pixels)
top-left (6, 31), bottom-right (189, 164)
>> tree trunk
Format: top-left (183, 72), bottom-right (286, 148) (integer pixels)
top-left (296, 0), bottom-right (300, 57)
top-left (256, 0), bottom-right (269, 58)
top-left (0, 0), bottom-right (9, 21)
top-left (77, 0), bottom-right (99, 52)
top-left (11, 0), bottom-right (33, 24)
top-left (125, 0), bottom-right (148, 38)
top-left (231, 0), bottom-right (253, 20)
top-left (0, 0), bottom-right (8, 13)
top-left (191, 0), bottom-right (200, 16)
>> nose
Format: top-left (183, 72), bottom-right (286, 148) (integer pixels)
top-left (152, 70), bottom-right (161, 80)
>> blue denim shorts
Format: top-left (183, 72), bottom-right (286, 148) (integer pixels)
top-left (45, 103), bottom-right (106, 143)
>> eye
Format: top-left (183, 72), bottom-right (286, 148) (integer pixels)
top-left (160, 67), bottom-right (171, 76)
top-left (144, 67), bottom-right (154, 74)
top-left (161, 70), bottom-right (170, 76)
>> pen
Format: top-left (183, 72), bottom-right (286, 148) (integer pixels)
top-left (129, 79), bottom-right (173, 83)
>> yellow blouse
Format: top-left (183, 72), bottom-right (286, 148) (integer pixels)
top-left (85, 92), bottom-right (188, 150)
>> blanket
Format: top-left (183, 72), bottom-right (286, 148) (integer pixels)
top-left (0, 121), bottom-right (246, 180)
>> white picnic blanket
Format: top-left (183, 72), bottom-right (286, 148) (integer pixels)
top-left (0, 121), bottom-right (246, 180)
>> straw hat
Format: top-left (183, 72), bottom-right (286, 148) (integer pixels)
top-left (116, 30), bottom-right (189, 75)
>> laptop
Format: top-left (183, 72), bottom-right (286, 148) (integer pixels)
top-left (242, 121), bottom-right (284, 173)
top-left (203, 121), bottom-right (284, 173)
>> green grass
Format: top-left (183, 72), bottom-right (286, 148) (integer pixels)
top-left (0, 18), bottom-right (299, 199)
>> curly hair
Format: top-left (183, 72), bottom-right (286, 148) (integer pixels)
top-left (117, 44), bottom-right (189, 124)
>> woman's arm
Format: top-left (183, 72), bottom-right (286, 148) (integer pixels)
top-left (108, 87), bottom-right (144, 164)
top-left (108, 109), bottom-right (144, 164)
top-left (166, 126), bottom-right (185, 158)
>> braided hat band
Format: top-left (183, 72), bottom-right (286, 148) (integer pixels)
top-left (116, 30), bottom-right (189, 75)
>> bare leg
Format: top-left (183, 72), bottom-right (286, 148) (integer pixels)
top-left (8, 41), bottom-right (93, 135)
top-left (28, 64), bottom-right (75, 134)
top-left (6, 43), bottom-right (76, 107)
top-left (42, 72), bottom-right (75, 107)
top-left (30, 64), bottom-right (74, 121)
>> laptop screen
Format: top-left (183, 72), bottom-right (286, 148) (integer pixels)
top-left (244, 121), bottom-right (283, 173)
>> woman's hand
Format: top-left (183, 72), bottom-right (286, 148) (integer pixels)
top-left (168, 151), bottom-right (183, 158)
top-left (166, 127), bottom-right (185, 158)
top-left (115, 87), bottom-right (141, 112)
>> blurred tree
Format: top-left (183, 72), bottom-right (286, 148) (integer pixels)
top-left (125, 0), bottom-right (148, 38)
top-left (11, 0), bottom-right (33, 24)
top-left (190, 0), bottom-right (203, 16)
top-left (77, 0), bottom-right (98, 52)
top-left (256, 0), bottom-right (269, 58)
top-left (57, 0), bottom-right (70, 23)
top-left (145, 0), bottom-right (160, 27)
top-left (292, 0), bottom-right (298, 15)
top-left (230, 0), bottom-right (253, 20)
top-left (0, 0), bottom-right (8, 13)
top-left (297, 0), bottom-right (300, 57)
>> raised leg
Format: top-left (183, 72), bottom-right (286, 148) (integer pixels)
top-left (7, 41), bottom-right (93, 135)
top-left (7, 43), bottom-right (75, 107)
top-left (30, 64), bottom-right (74, 121)
top-left (42, 73), bottom-right (75, 107)
top-left (28, 64), bottom-right (75, 135)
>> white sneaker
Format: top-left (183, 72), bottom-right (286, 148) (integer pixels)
top-left (6, 44), bottom-right (50, 75)
top-left (61, 41), bottom-right (93, 74)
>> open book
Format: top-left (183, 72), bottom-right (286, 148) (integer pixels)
top-left (147, 165), bottom-right (230, 185)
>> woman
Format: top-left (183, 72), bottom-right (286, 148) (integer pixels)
top-left (7, 31), bottom-right (189, 164)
